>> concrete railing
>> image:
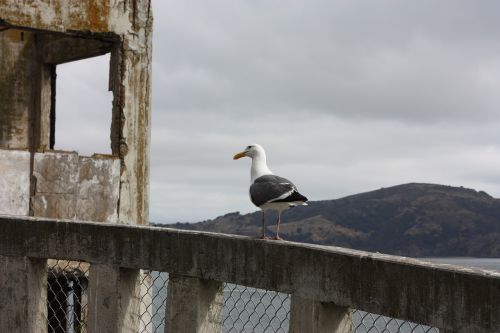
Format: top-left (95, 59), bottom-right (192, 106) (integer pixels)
top-left (0, 215), bottom-right (499, 333)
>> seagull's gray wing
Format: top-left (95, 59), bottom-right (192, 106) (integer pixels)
top-left (250, 175), bottom-right (307, 207)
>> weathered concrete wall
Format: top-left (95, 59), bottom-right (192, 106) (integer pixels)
top-left (0, 216), bottom-right (498, 333)
top-left (0, 149), bottom-right (30, 215)
top-left (0, 255), bottom-right (47, 333)
top-left (32, 151), bottom-right (79, 219)
top-left (77, 155), bottom-right (120, 222)
top-left (32, 151), bottom-right (120, 222)
top-left (0, 30), bottom-right (38, 149)
top-left (0, 0), bottom-right (114, 34)
top-left (112, 0), bottom-right (153, 226)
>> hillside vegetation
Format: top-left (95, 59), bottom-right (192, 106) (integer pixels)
top-left (168, 183), bottom-right (500, 257)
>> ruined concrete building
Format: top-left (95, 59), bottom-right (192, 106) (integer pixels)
top-left (0, 0), bottom-right (152, 225)
top-left (1, 1), bottom-right (153, 331)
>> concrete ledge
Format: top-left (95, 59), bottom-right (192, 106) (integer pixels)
top-left (0, 215), bottom-right (499, 332)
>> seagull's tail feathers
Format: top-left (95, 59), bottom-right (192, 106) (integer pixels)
top-left (271, 191), bottom-right (308, 207)
top-left (287, 192), bottom-right (308, 207)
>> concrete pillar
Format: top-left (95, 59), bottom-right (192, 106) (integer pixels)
top-left (0, 29), bottom-right (40, 150)
top-left (165, 274), bottom-right (224, 333)
top-left (87, 264), bottom-right (141, 333)
top-left (113, 0), bottom-right (153, 226)
top-left (289, 295), bottom-right (352, 333)
top-left (0, 255), bottom-right (47, 333)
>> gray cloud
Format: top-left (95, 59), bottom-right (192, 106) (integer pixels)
top-left (55, 0), bottom-right (500, 223)
top-left (153, 0), bottom-right (500, 123)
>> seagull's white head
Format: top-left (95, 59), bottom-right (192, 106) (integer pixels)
top-left (233, 144), bottom-right (265, 160)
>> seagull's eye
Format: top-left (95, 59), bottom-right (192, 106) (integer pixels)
top-left (247, 145), bottom-right (252, 149)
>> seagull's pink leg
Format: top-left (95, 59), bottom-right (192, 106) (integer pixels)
top-left (274, 211), bottom-right (282, 240)
top-left (258, 211), bottom-right (270, 239)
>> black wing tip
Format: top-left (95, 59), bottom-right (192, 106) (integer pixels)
top-left (293, 191), bottom-right (308, 202)
top-left (296, 193), bottom-right (309, 202)
top-left (274, 191), bottom-right (308, 204)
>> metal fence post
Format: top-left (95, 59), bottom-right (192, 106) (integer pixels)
top-left (0, 255), bottom-right (47, 333)
top-left (165, 274), bottom-right (224, 333)
top-left (289, 295), bottom-right (352, 333)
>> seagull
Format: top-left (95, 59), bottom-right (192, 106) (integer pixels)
top-left (233, 144), bottom-right (308, 240)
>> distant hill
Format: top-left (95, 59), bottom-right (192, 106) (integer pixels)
top-left (165, 183), bottom-right (500, 257)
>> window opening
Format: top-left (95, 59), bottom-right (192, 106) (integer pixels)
top-left (54, 54), bottom-right (113, 156)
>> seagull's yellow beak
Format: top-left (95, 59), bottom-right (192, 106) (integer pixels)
top-left (233, 151), bottom-right (247, 160)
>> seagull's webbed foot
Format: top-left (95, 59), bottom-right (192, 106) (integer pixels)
top-left (273, 235), bottom-right (283, 241)
top-left (257, 235), bottom-right (272, 240)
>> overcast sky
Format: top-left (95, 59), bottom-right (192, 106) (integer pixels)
top-left (55, 0), bottom-right (500, 223)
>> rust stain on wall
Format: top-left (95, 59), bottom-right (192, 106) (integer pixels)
top-left (87, 0), bottom-right (110, 32)
top-left (0, 0), bottom-right (111, 33)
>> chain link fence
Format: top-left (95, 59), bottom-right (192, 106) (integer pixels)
top-left (46, 266), bottom-right (439, 333)
top-left (134, 272), bottom-right (439, 333)
top-left (139, 271), bottom-right (169, 333)
top-left (353, 311), bottom-right (439, 333)
top-left (223, 284), bottom-right (290, 333)
top-left (47, 259), bottom-right (90, 333)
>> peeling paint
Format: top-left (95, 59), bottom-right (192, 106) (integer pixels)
top-left (0, 149), bottom-right (30, 215)
top-left (0, 0), bottom-right (111, 33)
top-left (77, 156), bottom-right (120, 223)
top-left (32, 152), bottom-right (120, 222)
top-left (33, 151), bottom-right (79, 195)
top-left (117, 0), bottom-right (153, 225)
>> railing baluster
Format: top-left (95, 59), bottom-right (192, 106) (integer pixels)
top-left (87, 264), bottom-right (141, 333)
top-left (165, 274), bottom-right (224, 333)
top-left (289, 294), bottom-right (352, 333)
top-left (0, 255), bottom-right (47, 333)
